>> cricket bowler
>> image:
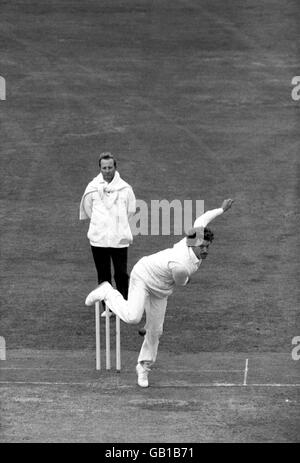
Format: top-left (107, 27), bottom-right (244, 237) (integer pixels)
top-left (85, 198), bottom-right (234, 387)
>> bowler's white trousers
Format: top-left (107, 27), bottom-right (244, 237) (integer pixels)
top-left (103, 268), bottom-right (168, 365)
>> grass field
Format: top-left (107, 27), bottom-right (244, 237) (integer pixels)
top-left (0, 0), bottom-right (299, 443)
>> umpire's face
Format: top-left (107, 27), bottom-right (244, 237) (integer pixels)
top-left (100, 159), bottom-right (116, 183)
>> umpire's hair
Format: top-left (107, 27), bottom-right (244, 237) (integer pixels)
top-left (99, 152), bottom-right (117, 168)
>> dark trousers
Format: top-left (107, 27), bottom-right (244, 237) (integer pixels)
top-left (91, 246), bottom-right (129, 299)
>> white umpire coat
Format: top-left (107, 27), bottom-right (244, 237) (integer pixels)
top-left (79, 171), bottom-right (136, 248)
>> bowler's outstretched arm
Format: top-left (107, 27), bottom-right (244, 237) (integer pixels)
top-left (193, 198), bottom-right (234, 228)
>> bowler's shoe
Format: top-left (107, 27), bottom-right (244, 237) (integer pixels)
top-left (85, 282), bottom-right (112, 306)
top-left (136, 362), bottom-right (151, 388)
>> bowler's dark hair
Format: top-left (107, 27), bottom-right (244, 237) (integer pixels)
top-left (99, 152), bottom-right (117, 168)
top-left (187, 227), bottom-right (214, 243)
top-left (204, 227), bottom-right (214, 243)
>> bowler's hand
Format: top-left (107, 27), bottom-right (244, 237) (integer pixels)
top-left (221, 198), bottom-right (234, 212)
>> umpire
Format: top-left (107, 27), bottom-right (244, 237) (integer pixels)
top-left (80, 152), bottom-right (136, 315)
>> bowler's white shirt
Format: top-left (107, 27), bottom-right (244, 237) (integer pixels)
top-left (132, 208), bottom-right (223, 298)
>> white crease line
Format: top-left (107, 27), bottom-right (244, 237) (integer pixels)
top-left (161, 369), bottom-right (244, 373)
top-left (0, 367), bottom-right (244, 373)
top-left (0, 381), bottom-right (300, 388)
top-left (246, 384), bottom-right (300, 387)
top-left (157, 384), bottom-right (300, 388)
top-left (243, 358), bottom-right (249, 386)
top-left (0, 381), bottom-right (95, 386)
top-left (1, 367), bottom-right (100, 371)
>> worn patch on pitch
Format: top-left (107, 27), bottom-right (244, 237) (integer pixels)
top-left (12, 397), bottom-right (54, 403)
top-left (128, 398), bottom-right (199, 411)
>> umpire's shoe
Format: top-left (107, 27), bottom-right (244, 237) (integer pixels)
top-left (101, 309), bottom-right (115, 318)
